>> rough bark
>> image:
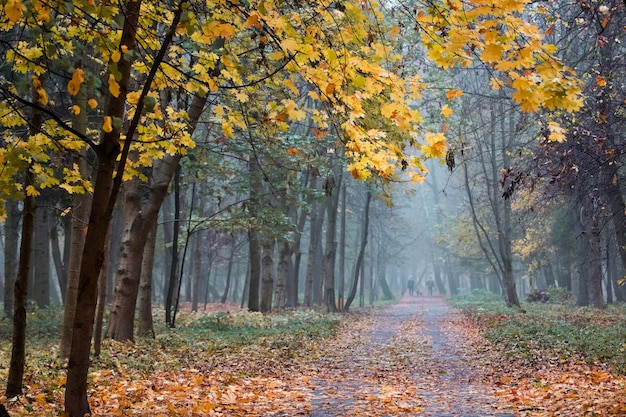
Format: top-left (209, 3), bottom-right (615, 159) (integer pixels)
top-left (3, 200), bottom-right (20, 319)
top-left (33, 196), bottom-right (51, 308)
top-left (259, 236), bottom-right (275, 313)
top-left (138, 225), bottom-right (156, 337)
top-left (323, 169), bottom-right (341, 312)
top-left (65, 0), bottom-right (146, 412)
top-left (247, 156), bottom-right (262, 312)
top-left (344, 190), bottom-right (371, 311)
top-left (5, 170), bottom-right (35, 398)
top-left (275, 240), bottom-right (291, 310)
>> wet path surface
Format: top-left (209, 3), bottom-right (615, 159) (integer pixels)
top-left (307, 296), bottom-right (515, 416)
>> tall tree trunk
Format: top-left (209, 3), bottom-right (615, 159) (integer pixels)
top-left (3, 200), bottom-right (20, 319)
top-left (50, 213), bottom-right (69, 303)
top-left (248, 155), bottom-right (262, 312)
top-left (93, 230), bottom-right (110, 357)
top-left (138, 224), bottom-right (157, 337)
top-left (323, 170), bottom-right (341, 312)
top-left (5, 169), bottom-right (36, 398)
top-left (344, 190), bottom-right (371, 311)
top-left (59, 169), bottom-right (91, 358)
top-left (338, 182), bottom-right (347, 309)
top-left (192, 229), bottom-right (202, 311)
top-left (33, 197), bottom-right (51, 308)
top-left (65, 0), bottom-right (162, 411)
top-left (165, 166), bottom-right (181, 326)
top-left (221, 237), bottom-right (237, 303)
top-left (274, 240), bottom-right (290, 310)
top-left (260, 236), bottom-right (275, 313)
top-left (305, 197), bottom-right (325, 307)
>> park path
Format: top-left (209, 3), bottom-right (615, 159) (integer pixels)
top-left (306, 296), bottom-right (515, 416)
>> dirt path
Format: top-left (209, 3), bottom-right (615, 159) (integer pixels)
top-left (306, 296), bottom-right (515, 416)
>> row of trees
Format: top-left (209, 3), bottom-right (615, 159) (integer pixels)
top-left (0, 0), bottom-right (594, 415)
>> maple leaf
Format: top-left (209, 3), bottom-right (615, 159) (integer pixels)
top-left (4, 0), bottom-right (22, 23)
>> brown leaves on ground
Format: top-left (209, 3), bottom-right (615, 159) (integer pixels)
top-left (3, 299), bottom-right (626, 416)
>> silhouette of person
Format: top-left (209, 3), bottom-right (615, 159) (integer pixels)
top-left (407, 279), bottom-right (415, 296)
top-left (426, 279), bottom-right (435, 296)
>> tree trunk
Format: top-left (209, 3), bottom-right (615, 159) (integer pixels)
top-left (344, 190), bottom-right (370, 311)
top-left (93, 230), bottom-right (110, 357)
top-left (323, 170), bottom-right (341, 312)
top-left (33, 197), bottom-right (51, 308)
top-left (275, 240), bottom-right (290, 310)
top-left (338, 181), bottom-right (347, 309)
top-left (59, 171), bottom-right (91, 358)
top-left (65, 0), bottom-right (148, 411)
top-left (3, 200), bottom-right (20, 319)
top-left (138, 224), bottom-right (157, 337)
top-left (221, 237), bottom-right (237, 303)
top-left (50, 213), bottom-right (69, 303)
top-left (260, 236), bottom-right (275, 313)
top-left (247, 155), bottom-right (262, 312)
top-left (165, 166), bottom-right (181, 326)
top-left (5, 170), bottom-right (35, 398)
top-left (304, 196), bottom-right (325, 307)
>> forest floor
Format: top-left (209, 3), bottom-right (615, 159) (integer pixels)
top-left (3, 295), bottom-right (626, 415)
top-left (305, 295), bottom-right (514, 416)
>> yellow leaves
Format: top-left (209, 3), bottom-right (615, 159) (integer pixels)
top-left (422, 132), bottom-right (447, 158)
top-left (67, 68), bottom-right (85, 96)
top-left (108, 73), bottom-right (120, 98)
top-left (88, 98), bottom-right (98, 109)
top-left (25, 184), bottom-right (39, 196)
top-left (102, 116), bottom-right (113, 133)
top-left (440, 105), bottom-right (453, 119)
top-left (4, 0), bottom-right (22, 23)
top-left (481, 42), bottom-right (504, 62)
top-left (546, 121), bottom-right (567, 142)
top-left (281, 38), bottom-right (299, 54)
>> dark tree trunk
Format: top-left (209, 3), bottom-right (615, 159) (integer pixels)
top-left (3, 200), bottom-right (20, 319)
top-left (165, 167), bottom-right (181, 326)
top-left (5, 170), bottom-right (36, 398)
top-left (32, 197), bottom-right (51, 307)
top-left (323, 170), bottom-right (341, 312)
top-left (138, 225), bottom-right (157, 337)
top-left (344, 190), bottom-right (370, 311)
top-left (260, 236), bottom-right (275, 313)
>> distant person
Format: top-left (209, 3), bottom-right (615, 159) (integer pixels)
top-left (426, 279), bottom-right (435, 296)
top-left (407, 279), bottom-right (415, 296)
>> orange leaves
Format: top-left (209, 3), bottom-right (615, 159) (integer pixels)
top-left (67, 68), bottom-right (84, 96)
top-left (4, 0), bottom-right (22, 23)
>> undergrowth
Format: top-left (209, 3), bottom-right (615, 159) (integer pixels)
top-left (449, 290), bottom-right (626, 374)
top-left (0, 306), bottom-right (341, 381)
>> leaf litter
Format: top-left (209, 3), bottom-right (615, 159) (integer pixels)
top-left (2, 298), bottom-right (626, 415)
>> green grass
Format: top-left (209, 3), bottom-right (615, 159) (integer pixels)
top-left (448, 290), bottom-right (626, 374)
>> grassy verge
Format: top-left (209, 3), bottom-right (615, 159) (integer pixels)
top-left (448, 289), bottom-right (626, 374)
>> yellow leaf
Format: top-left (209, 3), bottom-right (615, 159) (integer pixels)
top-left (481, 43), bottom-right (504, 62)
top-left (388, 26), bottom-right (401, 37)
top-left (441, 105), bottom-right (453, 118)
top-left (26, 185), bottom-right (40, 197)
top-left (4, 0), bottom-right (22, 23)
top-left (72, 105), bottom-right (80, 115)
top-left (490, 77), bottom-right (504, 90)
top-left (88, 98), bottom-right (98, 109)
top-left (281, 38), bottom-right (299, 54)
top-left (102, 116), bottom-right (113, 133)
top-left (596, 76), bottom-right (607, 87)
top-left (111, 51), bottom-right (121, 63)
top-left (67, 68), bottom-right (84, 96)
top-left (108, 74), bottom-right (120, 98)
